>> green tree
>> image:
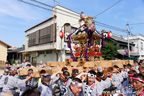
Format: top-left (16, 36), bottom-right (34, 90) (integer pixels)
top-left (102, 42), bottom-right (119, 60)
top-left (17, 44), bottom-right (25, 49)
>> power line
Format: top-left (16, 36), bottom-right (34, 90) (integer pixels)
top-left (31, 0), bottom-right (53, 7)
top-left (94, 0), bottom-right (122, 17)
top-left (30, 0), bottom-right (80, 17)
top-left (96, 23), bottom-right (126, 33)
top-left (95, 20), bottom-right (126, 31)
top-left (127, 24), bottom-right (138, 45)
top-left (18, 0), bottom-right (127, 33)
top-left (94, 20), bottom-right (127, 33)
top-left (18, 0), bottom-right (53, 11)
top-left (18, 0), bottom-right (79, 19)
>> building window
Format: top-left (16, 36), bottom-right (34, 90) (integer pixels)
top-left (28, 32), bottom-right (36, 47)
top-left (46, 50), bottom-right (52, 54)
top-left (141, 42), bottom-right (143, 50)
top-left (39, 23), bottom-right (56, 44)
top-left (28, 23), bottom-right (56, 47)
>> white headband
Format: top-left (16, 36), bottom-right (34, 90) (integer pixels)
top-left (72, 81), bottom-right (82, 87)
top-left (101, 74), bottom-right (104, 78)
top-left (88, 73), bottom-right (96, 77)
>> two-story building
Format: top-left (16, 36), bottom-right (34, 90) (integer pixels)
top-left (22, 5), bottom-right (80, 66)
top-left (125, 35), bottom-right (144, 60)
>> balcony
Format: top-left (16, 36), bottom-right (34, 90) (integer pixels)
top-left (117, 49), bottom-right (139, 56)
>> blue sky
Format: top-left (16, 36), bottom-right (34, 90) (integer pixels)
top-left (0, 0), bottom-right (144, 47)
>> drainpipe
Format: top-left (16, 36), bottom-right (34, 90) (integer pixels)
top-left (52, 12), bottom-right (58, 61)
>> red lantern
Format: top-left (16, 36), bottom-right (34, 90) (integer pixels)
top-left (108, 31), bottom-right (112, 38)
top-left (59, 31), bottom-right (64, 38)
top-left (80, 12), bottom-right (85, 19)
top-left (96, 44), bottom-right (99, 48)
top-left (73, 45), bottom-right (78, 49)
top-left (90, 22), bottom-right (96, 31)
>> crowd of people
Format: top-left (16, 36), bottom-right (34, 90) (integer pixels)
top-left (0, 59), bottom-right (144, 96)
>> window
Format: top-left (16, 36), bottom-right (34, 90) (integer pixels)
top-left (28, 23), bottom-right (56, 47)
top-left (141, 42), bottom-right (143, 50)
top-left (141, 55), bottom-right (144, 57)
top-left (46, 50), bottom-right (52, 54)
top-left (39, 23), bottom-right (56, 44)
top-left (28, 32), bottom-right (36, 47)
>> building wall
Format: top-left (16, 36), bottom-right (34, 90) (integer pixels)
top-left (36, 51), bottom-right (57, 64)
top-left (25, 18), bottom-right (57, 52)
top-left (0, 43), bottom-right (7, 62)
top-left (129, 36), bottom-right (144, 60)
top-left (53, 5), bottom-right (80, 61)
top-left (29, 50), bottom-right (58, 66)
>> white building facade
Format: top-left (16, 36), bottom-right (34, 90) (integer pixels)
top-left (126, 35), bottom-right (144, 60)
top-left (22, 5), bottom-right (80, 66)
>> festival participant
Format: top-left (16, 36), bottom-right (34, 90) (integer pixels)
top-left (139, 66), bottom-right (144, 76)
top-left (121, 67), bottom-right (128, 82)
top-left (123, 65), bottom-right (127, 72)
top-left (95, 72), bottom-right (104, 87)
top-left (82, 70), bottom-right (103, 96)
top-left (113, 65), bottom-right (123, 90)
top-left (106, 67), bottom-right (117, 95)
top-left (70, 68), bottom-right (79, 80)
top-left (38, 70), bottom-right (46, 86)
top-left (0, 69), bottom-right (10, 95)
top-left (120, 70), bottom-right (137, 95)
top-left (5, 61), bottom-right (12, 71)
top-left (61, 67), bottom-right (68, 72)
top-left (26, 62), bottom-right (34, 68)
top-left (1, 69), bottom-right (34, 96)
top-left (37, 74), bottom-right (53, 96)
top-left (25, 69), bottom-right (38, 89)
top-left (26, 64), bottom-right (31, 68)
top-left (53, 71), bottom-right (71, 96)
top-left (19, 69), bottom-right (38, 96)
top-left (22, 89), bottom-right (41, 96)
top-left (63, 78), bottom-right (83, 96)
top-left (127, 64), bottom-right (132, 72)
top-left (39, 61), bottom-right (46, 68)
top-left (101, 70), bottom-right (111, 90)
top-left (120, 73), bottom-right (144, 96)
top-left (135, 62), bottom-right (140, 73)
top-left (21, 59), bottom-right (28, 68)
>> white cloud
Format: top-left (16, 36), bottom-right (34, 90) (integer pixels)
top-left (0, 0), bottom-right (51, 21)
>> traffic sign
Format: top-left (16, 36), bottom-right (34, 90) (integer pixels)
top-left (125, 49), bottom-right (129, 56)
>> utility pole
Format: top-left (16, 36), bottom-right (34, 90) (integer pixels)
top-left (126, 23), bottom-right (130, 57)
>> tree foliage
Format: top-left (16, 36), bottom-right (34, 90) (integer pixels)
top-left (17, 44), bottom-right (25, 49)
top-left (102, 42), bottom-right (119, 60)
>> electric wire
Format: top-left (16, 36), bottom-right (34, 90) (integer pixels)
top-left (94, 0), bottom-right (122, 17)
top-left (18, 0), bottom-right (127, 33)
